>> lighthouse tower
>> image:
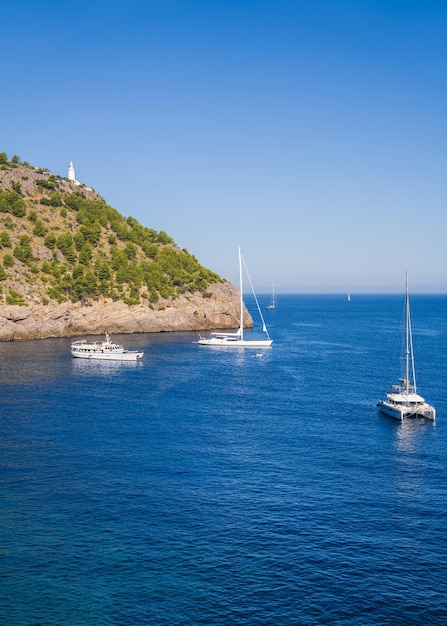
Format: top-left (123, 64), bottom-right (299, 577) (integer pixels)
top-left (68, 161), bottom-right (76, 182)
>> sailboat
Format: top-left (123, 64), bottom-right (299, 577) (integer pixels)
top-left (197, 248), bottom-right (273, 348)
top-left (266, 281), bottom-right (277, 310)
top-left (377, 273), bottom-right (435, 420)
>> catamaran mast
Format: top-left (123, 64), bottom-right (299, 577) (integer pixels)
top-left (405, 272), bottom-right (410, 394)
top-left (405, 271), bottom-right (418, 394)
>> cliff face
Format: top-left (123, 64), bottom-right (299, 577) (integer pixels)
top-left (0, 282), bottom-right (252, 341)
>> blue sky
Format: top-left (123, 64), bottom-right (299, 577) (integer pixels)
top-left (2, 0), bottom-right (447, 292)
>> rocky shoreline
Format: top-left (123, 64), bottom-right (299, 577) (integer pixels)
top-left (0, 282), bottom-right (252, 341)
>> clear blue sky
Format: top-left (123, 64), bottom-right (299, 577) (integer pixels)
top-left (2, 0), bottom-right (447, 293)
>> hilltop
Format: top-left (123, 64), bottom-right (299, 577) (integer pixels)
top-left (0, 152), bottom-right (248, 340)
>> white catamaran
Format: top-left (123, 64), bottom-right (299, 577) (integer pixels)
top-left (377, 273), bottom-right (435, 420)
top-left (197, 248), bottom-right (273, 348)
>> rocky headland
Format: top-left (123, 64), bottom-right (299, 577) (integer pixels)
top-left (0, 155), bottom-right (250, 341)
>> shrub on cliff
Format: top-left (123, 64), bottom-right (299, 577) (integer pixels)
top-left (44, 233), bottom-right (57, 249)
top-left (0, 231), bottom-right (12, 247)
top-left (36, 176), bottom-right (58, 191)
top-left (0, 189), bottom-right (26, 217)
top-left (13, 236), bottom-right (34, 265)
top-left (33, 220), bottom-right (47, 237)
top-left (6, 289), bottom-right (27, 305)
top-left (56, 232), bottom-right (77, 262)
top-left (3, 254), bottom-right (14, 268)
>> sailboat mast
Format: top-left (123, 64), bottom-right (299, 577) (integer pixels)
top-left (405, 271), bottom-right (410, 394)
top-left (238, 246), bottom-right (244, 340)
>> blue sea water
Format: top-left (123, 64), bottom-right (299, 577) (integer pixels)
top-left (1, 294), bottom-right (447, 625)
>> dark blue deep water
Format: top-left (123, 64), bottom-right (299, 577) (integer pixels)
top-left (1, 295), bottom-right (447, 625)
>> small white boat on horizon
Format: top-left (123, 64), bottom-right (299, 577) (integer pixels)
top-left (197, 248), bottom-right (273, 348)
top-left (266, 281), bottom-right (277, 310)
top-left (71, 333), bottom-right (144, 361)
top-left (377, 273), bottom-right (435, 420)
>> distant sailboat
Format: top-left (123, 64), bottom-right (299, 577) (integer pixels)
top-left (347, 293), bottom-right (351, 302)
top-left (197, 248), bottom-right (273, 348)
top-left (267, 282), bottom-right (277, 310)
top-left (377, 272), bottom-right (435, 420)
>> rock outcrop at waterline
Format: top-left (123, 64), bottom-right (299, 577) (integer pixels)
top-left (0, 282), bottom-right (252, 341)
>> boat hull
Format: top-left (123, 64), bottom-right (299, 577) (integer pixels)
top-left (377, 399), bottom-right (436, 420)
top-left (197, 337), bottom-right (272, 347)
top-left (71, 350), bottom-right (143, 361)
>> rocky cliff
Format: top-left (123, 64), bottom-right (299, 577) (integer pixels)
top-left (0, 282), bottom-right (251, 341)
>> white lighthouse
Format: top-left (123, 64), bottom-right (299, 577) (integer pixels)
top-left (68, 161), bottom-right (76, 182)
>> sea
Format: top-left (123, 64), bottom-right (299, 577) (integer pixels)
top-left (1, 294), bottom-right (447, 625)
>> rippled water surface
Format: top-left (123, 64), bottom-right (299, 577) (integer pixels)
top-left (1, 295), bottom-right (447, 625)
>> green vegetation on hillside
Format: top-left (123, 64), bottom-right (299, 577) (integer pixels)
top-left (0, 152), bottom-right (222, 306)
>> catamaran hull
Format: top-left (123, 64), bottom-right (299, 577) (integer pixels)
top-left (377, 400), bottom-right (436, 420)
